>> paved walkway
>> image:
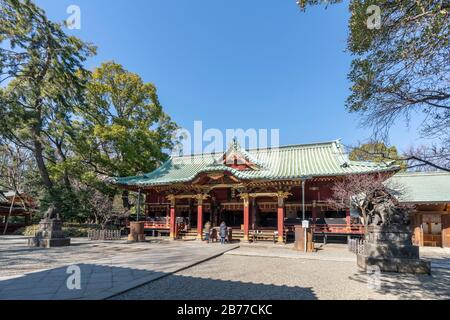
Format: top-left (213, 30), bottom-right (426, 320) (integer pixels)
top-left (229, 243), bottom-right (356, 262)
top-left (0, 237), bottom-right (238, 300)
top-left (113, 245), bottom-right (450, 300)
top-left (228, 243), bottom-right (450, 267)
top-left (1, 237), bottom-right (449, 300)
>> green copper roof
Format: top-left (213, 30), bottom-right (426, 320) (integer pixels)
top-left (386, 172), bottom-right (450, 204)
top-left (113, 140), bottom-right (399, 187)
top-left (0, 192), bottom-right (7, 203)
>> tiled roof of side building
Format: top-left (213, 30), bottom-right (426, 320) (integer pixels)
top-left (386, 171), bottom-right (450, 204)
top-left (0, 192), bottom-right (7, 203)
top-left (113, 140), bottom-right (400, 187)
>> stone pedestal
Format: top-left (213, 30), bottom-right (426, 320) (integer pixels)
top-left (128, 221), bottom-right (146, 242)
top-left (357, 225), bottom-right (430, 274)
top-left (294, 226), bottom-right (314, 252)
top-left (28, 219), bottom-right (71, 248)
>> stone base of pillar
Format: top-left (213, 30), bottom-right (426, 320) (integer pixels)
top-left (127, 222), bottom-right (146, 243)
top-left (293, 226), bottom-right (314, 252)
top-left (29, 237), bottom-right (71, 248)
top-left (359, 225), bottom-right (431, 274)
top-left (357, 254), bottom-right (430, 274)
top-left (127, 234), bottom-right (146, 242)
top-left (28, 219), bottom-right (70, 248)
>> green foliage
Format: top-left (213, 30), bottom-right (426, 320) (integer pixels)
top-left (349, 142), bottom-right (407, 171)
top-left (74, 61), bottom-right (178, 178)
top-left (0, 0), bottom-right (96, 211)
top-left (346, 1), bottom-right (449, 128)
top-left (14, 224), bottom-right (39, 236)
top-left (0, 2), bottom-right (178, 221)
top-left (297, 0), bottom-right (342, 11)
top-left (299, 1), bottom-right (450, 170)
top-left (13, 223), bottom-right (117, 237)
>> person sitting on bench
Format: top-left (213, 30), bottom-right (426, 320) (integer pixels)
top-left (204, 221), bottom-right (211, 243)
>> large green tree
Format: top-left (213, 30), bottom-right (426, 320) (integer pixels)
top-left (349, 142), bottom-right (407, 171)
top-left (0, 0), bottom-right (96, 213)
top-left (0, 1), bottom-right (178, 222)
top-left (298, 0), bottom-right (449, 171)
top-left (74, 62), bottom-right (178, 208)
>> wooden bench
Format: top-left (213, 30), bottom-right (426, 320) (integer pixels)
top-left (250, 231), bottom-right (277, 243)
top-left (423, 240), bottom-right (438, 247)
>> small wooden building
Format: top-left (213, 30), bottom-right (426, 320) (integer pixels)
top-left (0, 191), bottom-right (34, 234)
top-left (387, 172), bottom-right (450, 248)
top-left (113, 140), bottom-right (399, 242)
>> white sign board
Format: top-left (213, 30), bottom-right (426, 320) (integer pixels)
top-left (302, 220), bottom-right (310, 228)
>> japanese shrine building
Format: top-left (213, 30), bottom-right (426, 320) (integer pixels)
top-left (387, 172), bottom-right (450, 248)
top-left (113, 140), bottom-right (400, 243)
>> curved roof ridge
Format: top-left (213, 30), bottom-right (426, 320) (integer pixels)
top-left (168, 139), bottom-right (342, 159)
top-left (394, 171), bottom-right (450, 177)
top-left (112, 139), bottom-right (401, 187)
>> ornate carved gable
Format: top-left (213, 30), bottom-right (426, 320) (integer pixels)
top-left (220, 138), bottom-right (262, 170)
top-left (192, 172), bottom-right (240, 186)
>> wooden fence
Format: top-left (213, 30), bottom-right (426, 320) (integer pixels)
top-left (88, 229), bottom-right (122, 241)
top-left (348, 238), bottom-right (366, 255)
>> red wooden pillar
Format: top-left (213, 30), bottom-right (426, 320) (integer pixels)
top-left (197, 197), bottom-right (204, 240)
top-left (277, 196), bottom-right (285, 243)
top-left (168, 196), bottom-right (176, 239)
top-left (242, 194), bottom-right (250, 241)
top-left (165, 205), bottom-right (170, 228)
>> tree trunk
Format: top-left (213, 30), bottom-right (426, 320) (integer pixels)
top-left (33, 137), bottom-right (53, 190)
top-left (3, 193), bottom-right (16, 235)
top-left (122, 190), bottom-right (131, 210)
top-left (361, 207), bottom-right (369, 237)
top-left (56, 142), bottom-right (71, 190)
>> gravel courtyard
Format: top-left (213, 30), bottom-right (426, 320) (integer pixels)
top-left (1, 236), bottom-right (449, 300)
top-left (112, 246), bottom-right (450, 300)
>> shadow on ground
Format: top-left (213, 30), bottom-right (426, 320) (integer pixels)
top-left (110, 273), bottom-right (317, 300)
top-left (0, 263), bottom-right (317, 300)
top-left (349, 266), bottom-right (450, 299)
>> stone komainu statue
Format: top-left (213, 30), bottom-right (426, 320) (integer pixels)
top-left (366, 188), bottom-right (410, 227)
top-left (28, 204), bottom-right (70, 248)
top-left (369, 201), bottom-right (410, 226)
top-left (357, 191), bottom-right (430, 274)
top-left (43, 205), bottom-right (61, 220)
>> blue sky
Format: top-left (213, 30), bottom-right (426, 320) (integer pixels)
top-left (35, 0), bottom-right (425, 153)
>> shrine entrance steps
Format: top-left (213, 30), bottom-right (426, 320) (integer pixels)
top-left (177, 228), bottom-right (295, 243)
top-left (177, 228), bottom-right (246, 242)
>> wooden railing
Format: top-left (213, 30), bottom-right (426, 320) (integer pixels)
top-left (143, 221), bottom-right (170, 229)
top-left (285, 223), bottom-right (364, 235)
top-left (313, 224), bottom-right (364, 235)
top-left (348, 238), bottom-right (366, 254)
top-left (423, 234), bottom-right (442, 247)
top-left (88, 230), bottom-right (122, 241)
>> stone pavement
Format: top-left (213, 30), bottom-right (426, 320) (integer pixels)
top-left (113, 244), bottom-right (450, 300)
top-left (2, 236), bottom-right (449, 300)
top-left (0, 236), bottom-right (238, 300)
top-left (228, 243), bottom-right (356, 262)
top-left (227, 243), bottom-right (450, 268)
